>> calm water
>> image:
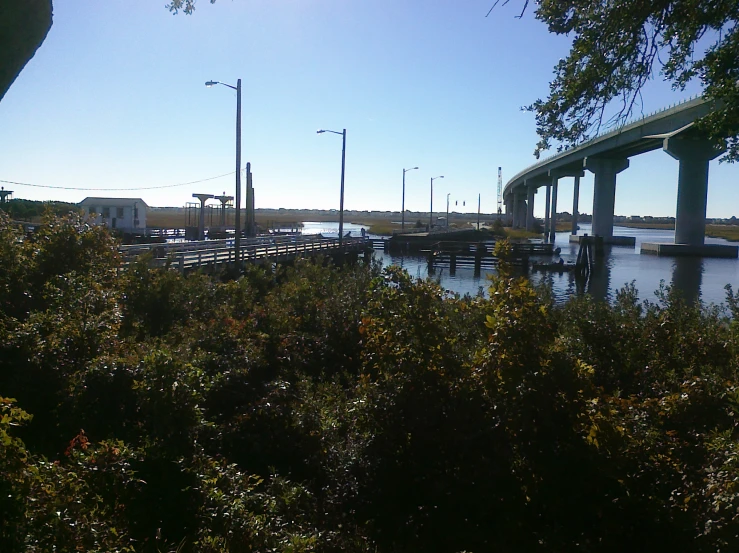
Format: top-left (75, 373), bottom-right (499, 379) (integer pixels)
top-left (301, 222), bottom-right (739, 306)
top-left (299, 221), bottom-right (369, 236)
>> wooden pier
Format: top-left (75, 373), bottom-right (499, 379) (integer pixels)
top-left (119, 235), bottom-right (371, 273)
top-left (425, 241), bottom-right (548, 274)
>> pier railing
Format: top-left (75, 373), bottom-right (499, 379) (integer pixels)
top-left (120, 236), bottom-right (369, 272)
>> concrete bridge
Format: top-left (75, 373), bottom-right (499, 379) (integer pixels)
top-left (503, 96), bottom-right (736, 257)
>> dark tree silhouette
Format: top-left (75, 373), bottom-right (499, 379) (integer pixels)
top-left (0, 0), bottom-right (53, 102)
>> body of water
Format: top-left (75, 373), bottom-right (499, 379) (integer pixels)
top-left (298, 221), bottom-right (369, 236)
top-left (301, 222), bottom-right (739, 306)
top-left (537, 224), bottom-right (739, 305)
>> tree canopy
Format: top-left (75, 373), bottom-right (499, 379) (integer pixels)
top-left (166, 0), bottom-right (216, 16)
top-left (515, 0), bottom-right (739, 161)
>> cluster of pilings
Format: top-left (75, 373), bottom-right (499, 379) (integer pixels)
top-left (574, 234), bottom-right (602, 279)
top-left (188, 163), bottom-right (257, 241)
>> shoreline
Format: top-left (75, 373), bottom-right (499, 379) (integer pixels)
top-left (555, 220), bottom-right (739, 243)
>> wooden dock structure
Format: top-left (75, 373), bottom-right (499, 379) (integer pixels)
top-left (119, 235), bottom-right (371, 273)
top-left (424, 241), bottom-right (551, 274)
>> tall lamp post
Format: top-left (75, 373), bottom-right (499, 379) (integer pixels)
top-left (430, 175), bottom-right (444, 229)
top-left (317, 128), bottom-right (346, 246)
top-left (205, 79), bottom-right (242, 266)
top-left (401, 166), bottom-right (418, 231)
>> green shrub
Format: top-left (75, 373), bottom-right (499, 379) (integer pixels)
top-left (1, 217), bottom-right (738, 552)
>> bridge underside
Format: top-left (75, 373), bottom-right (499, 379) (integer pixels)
top-left (504, 99), bottom-right (733, 256)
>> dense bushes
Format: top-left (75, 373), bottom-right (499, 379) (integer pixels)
top-left (1, 211), bottom-right (738, 552)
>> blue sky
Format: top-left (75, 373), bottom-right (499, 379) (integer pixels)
top-left (0, 0), bottom-right (736, 217)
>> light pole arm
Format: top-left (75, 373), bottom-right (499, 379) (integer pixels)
top-left (317, 129), bottom-right (344, 136)
top-left (207, 80), bottom-right (238, 91)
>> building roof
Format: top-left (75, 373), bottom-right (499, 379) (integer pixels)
top-left (79, 197), bottom-right (148, 208)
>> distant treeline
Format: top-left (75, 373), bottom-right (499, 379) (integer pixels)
top-left (0, 198), bottom-right (80, 220)
top-left (554, 211), bottom-right (593, 223)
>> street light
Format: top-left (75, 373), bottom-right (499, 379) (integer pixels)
top-left (430, 175), bottom-right (444, 229)
top-left (401, 167), bottom-right (419, 231)
top-left (317, 128), bottom-right (347, 246)
top-left (206, 79), bottom-right (242, 266)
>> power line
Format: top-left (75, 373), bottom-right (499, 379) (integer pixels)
top-left (0, 171), bottom-right (236, 191)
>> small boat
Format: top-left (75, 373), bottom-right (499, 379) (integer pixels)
top-left (532, 260), bottom-right (578, 272)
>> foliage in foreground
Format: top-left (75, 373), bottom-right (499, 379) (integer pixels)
top-left (1, 212), bottom-right (739, 552)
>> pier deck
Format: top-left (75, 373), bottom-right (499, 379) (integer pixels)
top-left (119, 236), bottom-right (371, 272)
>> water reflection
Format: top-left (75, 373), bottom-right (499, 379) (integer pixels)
top-left (302, 221), bottom-right (739, 306)
top-left (587, 256), bottom-right (611, 302)
top-left (671, 256), bottom-right (704, 305)
top-left (544, 225), bottom-right (739, 306)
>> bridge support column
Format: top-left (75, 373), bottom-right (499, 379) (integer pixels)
top-left (549, 177), bottom-right (559, 242)
top-left (518, 196), bottom-right (528, 230)
top-left (572, 175), bottom-right (580, 235)
top-left (664, 137), bottom-right (724, 246)
top-left (548, 169), bottom-right (584, 241)
top-left (525, 184), bottom-right (536, 232)
top-left (512, 191), bottom-right (527, 229)
top-left (544, 185), bottom-right (551, 239)
top-left (584, 157), bottom-right (629, 239)
top-left (512, 194), bottom-right (520, 228)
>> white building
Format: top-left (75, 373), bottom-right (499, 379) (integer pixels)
top-left (79, 197), bottom-right (147, 232)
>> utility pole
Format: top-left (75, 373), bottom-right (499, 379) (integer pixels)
top-left (245, 162), bottom-right (254, 237)
top-left (339, 129), bottom-right (346, 246)
top-left (235, 79), bottom-right (242, 265)
top-left (204, 78), bottom-right (242, 265)
top-left (430, 175), bottom-right (444, 229)
top-left (401, 167), bottom-right (418, 231)
top-left (316, 128), bottom-right (347, 246)
top-left (477, 193), bottom-right (481, 230)
top-left (497, 167), bottom-right (502, 215)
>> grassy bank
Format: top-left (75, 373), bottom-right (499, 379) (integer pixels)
top-left (147, 209), bottom-right (486, 236)
top-left (617, 222), bottom-right (675, 230)
top-left (351, 220), bottom-right (402, 236)
top-left (505, 228), bottom-right (542, 240)
top-left (706, 224), bottom-right (739, 242)
top-left (615, 222), bottom-right (739, 242)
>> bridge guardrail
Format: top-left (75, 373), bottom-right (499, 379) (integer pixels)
top-left (505, 94), bottom-right (707, 192)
